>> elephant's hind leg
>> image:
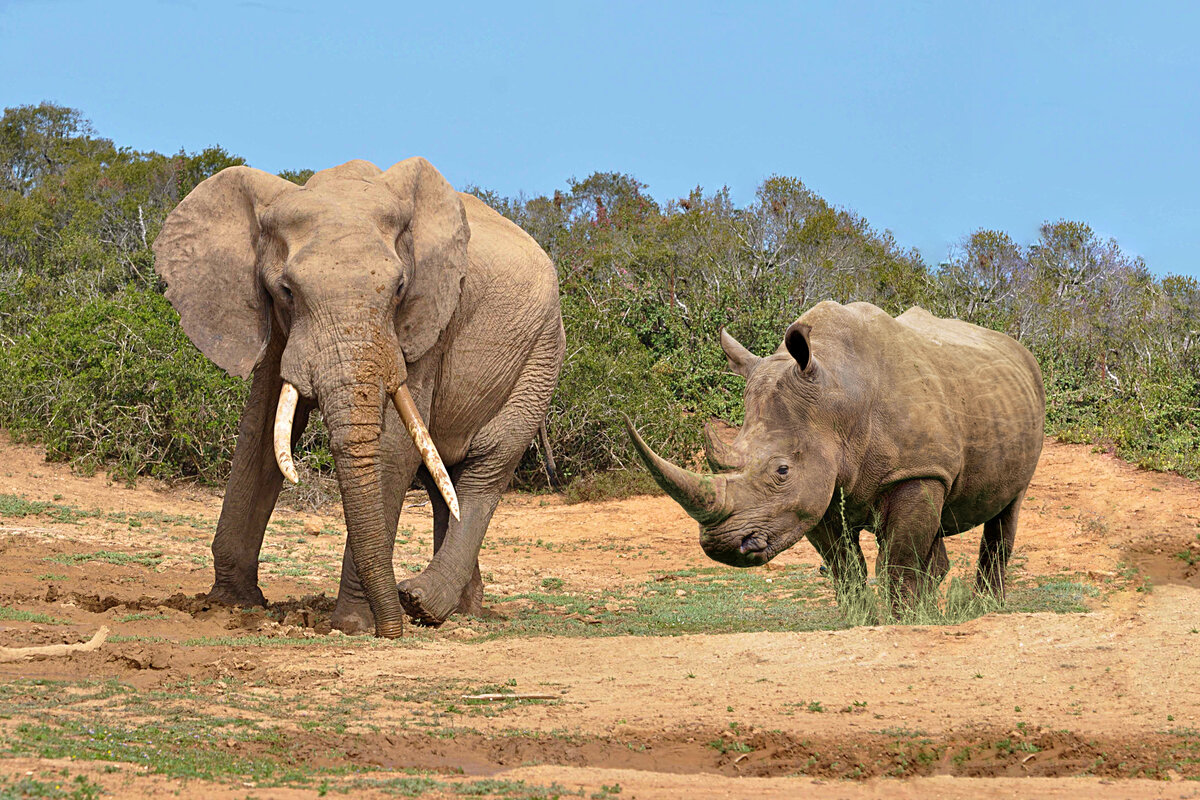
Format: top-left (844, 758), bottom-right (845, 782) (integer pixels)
top-left (419, 467), bottom-right (486, 619)
top-left (976, 489), bottom-right (1024, 600)
top-left (398, 321), bottom-right (562, 626)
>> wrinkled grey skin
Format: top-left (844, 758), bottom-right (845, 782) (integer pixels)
top-left (153, 158), bottom-right (564, 637)
top-left (628, 301), bottom-right (1045, 603)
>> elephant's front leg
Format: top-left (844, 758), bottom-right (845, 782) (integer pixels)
top-left (209, 354), bottom-right (313, 607)
top-left (330, 402), bottom-right (418, 634)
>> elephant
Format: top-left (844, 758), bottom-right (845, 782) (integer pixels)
top-left (153, 157), bottom-right (564, 637)
top-left (627, 301), bottom-right (1045, 605)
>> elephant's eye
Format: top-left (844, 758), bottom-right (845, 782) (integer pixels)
top-left (776, 464), bottom-right (789, 477)
top-left (395, 278), bottom-right (405, 298)
top-left (279, 285), bottom-right (294, 303)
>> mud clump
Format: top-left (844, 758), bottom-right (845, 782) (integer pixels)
top-left (107, 645), bottom-right (171, 671)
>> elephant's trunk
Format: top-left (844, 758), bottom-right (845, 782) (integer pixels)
top-left (320, 378), bottom-right (405, 638)
top-left (274, 383), bottom-right (459, 518)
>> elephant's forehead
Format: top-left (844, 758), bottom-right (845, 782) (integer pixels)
top-left (263, 181), bottom-right (397, 229)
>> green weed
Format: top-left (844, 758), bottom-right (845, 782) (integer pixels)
top-left (0, 605), bottom-right (68, 625)
top-left (46, 550), bottom-right (163, 568)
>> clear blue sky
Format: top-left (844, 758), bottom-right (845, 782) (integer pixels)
top-left (3, 0), bottom-right (1198, 277)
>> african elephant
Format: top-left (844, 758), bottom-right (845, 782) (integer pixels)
top-left (627, 301), bottom-right (1044, 605)
top-left (153, 158), bottom-right (564, 637)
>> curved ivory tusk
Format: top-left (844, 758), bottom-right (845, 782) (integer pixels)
top-left (392, 385), bottom-right (460, 521)
top-left (274, 382), bottom-right (300, 485)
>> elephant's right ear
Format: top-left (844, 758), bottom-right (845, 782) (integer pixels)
top-left (376, 157), bottom-right (469, 363)
top-left (153, 166), bottom-right (297, 379)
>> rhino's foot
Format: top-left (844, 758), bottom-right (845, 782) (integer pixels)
top-left (397, 572), bottom-right (460, 627)
top-left (330, 599), bottom-right (375, 635)
top-left (206, 582), bottom-right (266, 609)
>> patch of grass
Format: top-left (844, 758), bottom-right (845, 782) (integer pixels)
top-left (0, 493), bottom-right (96, 524)
top-left (106, 509), bottom-right (213, 530)
top-left (180, 635), bottom-right (336, 648)
top-left (482, 566), bottom-right (845, 639)
top-left (0, 774), bottom-right (101, 799)
top-left (46, 550), bottom-right (163, 568)
top-left (476, 554), bottom-right (1110, 641)
top-left (1004, 577), bottom-right (1099, 614)
top-left (455, 778), bottom-right (579, 798)
top-left (113, 612), bottom-right (169, 623)
top-left (345, 775), bottom-right (440, 797)
top-left (1, 715), bottom-right (361, 788)
top-left (0, 605), bottom-right (68, 625)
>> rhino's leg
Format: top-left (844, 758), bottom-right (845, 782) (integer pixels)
top-left (931, 537), bottom-right (951, 584)
top-left (807, 518), bottom-right (868, 598)
top-left (877, 479), bottom-right (947, 609)
top-left (976, 489), bottom-right (1024, 600)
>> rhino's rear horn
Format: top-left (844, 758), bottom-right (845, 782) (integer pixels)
top-left (624, 416), bottom-right (732, 526)
top-left (720, 328), bottom-right (762, 379)
top-left (704, 421), bottom-right (742, 472)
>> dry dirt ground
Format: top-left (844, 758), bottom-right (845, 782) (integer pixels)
top-left (0, 434), bottom-right (1197, 798)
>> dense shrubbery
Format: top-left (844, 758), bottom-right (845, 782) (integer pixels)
top-left (1, 103), bottom-right (1198, 491)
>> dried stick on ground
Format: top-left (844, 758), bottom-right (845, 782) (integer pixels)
top-left (0, 627), bottom-right (109, 663)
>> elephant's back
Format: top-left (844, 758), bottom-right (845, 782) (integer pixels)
top-left (459, 193), bottom-right (559, 301)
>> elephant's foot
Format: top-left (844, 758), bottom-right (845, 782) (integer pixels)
top-left (397, 571), bottom-right (462, 627)
top-left (330, 599), bottom-right (375, 635)
top-left (453, 567), bottom-right (483, 617)
top-left (206, 582), bottom-right (266, 608)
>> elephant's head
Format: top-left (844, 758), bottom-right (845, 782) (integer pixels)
top-left (626, 323), bottom-right (846, 567)
top-left (153, 158), bottom-right (467, 637)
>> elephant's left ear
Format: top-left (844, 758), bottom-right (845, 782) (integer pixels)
top-left (376, 157), bottom-right (469, 363)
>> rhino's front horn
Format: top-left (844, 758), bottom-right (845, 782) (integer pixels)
top-left (624, 416), bottom-right (732, 526)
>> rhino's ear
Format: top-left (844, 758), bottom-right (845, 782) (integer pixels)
top-left (784, 322), bottom-right (813, 372)
top-left (720, 328), bottom-right (761, 379)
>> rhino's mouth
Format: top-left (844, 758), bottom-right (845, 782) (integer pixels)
top-left (739, 533), bottom-right (769, 558)
top-left (701, 516), bottom-right (813, 568)
top-left (700, 527), bottom-right (775, 568)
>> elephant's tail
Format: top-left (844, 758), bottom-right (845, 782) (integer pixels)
top-left (537, 419), bottom-right (561, 490)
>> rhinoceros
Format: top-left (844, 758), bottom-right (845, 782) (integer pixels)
top-left (627, 301), bottom-right (1045, 603)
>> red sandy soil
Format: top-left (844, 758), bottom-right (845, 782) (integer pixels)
top-left (0, 434), bottom-right (1197, 798)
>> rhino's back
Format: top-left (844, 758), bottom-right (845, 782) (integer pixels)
top-left (807, 302), bottom-right (1045, 532)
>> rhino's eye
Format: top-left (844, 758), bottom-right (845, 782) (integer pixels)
top-left (776, 465), bottom-right (789, 477)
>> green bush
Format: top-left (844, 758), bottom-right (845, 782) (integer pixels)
top-left (2, 103), bottom-right (1199, 495)
top-left (0, 288), bottom-right (246, 482)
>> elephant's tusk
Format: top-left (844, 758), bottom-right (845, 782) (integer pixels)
top-left (392, 385), bottom-right (460, 521)
top-left (274, 382), bottom-right (300, 485)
